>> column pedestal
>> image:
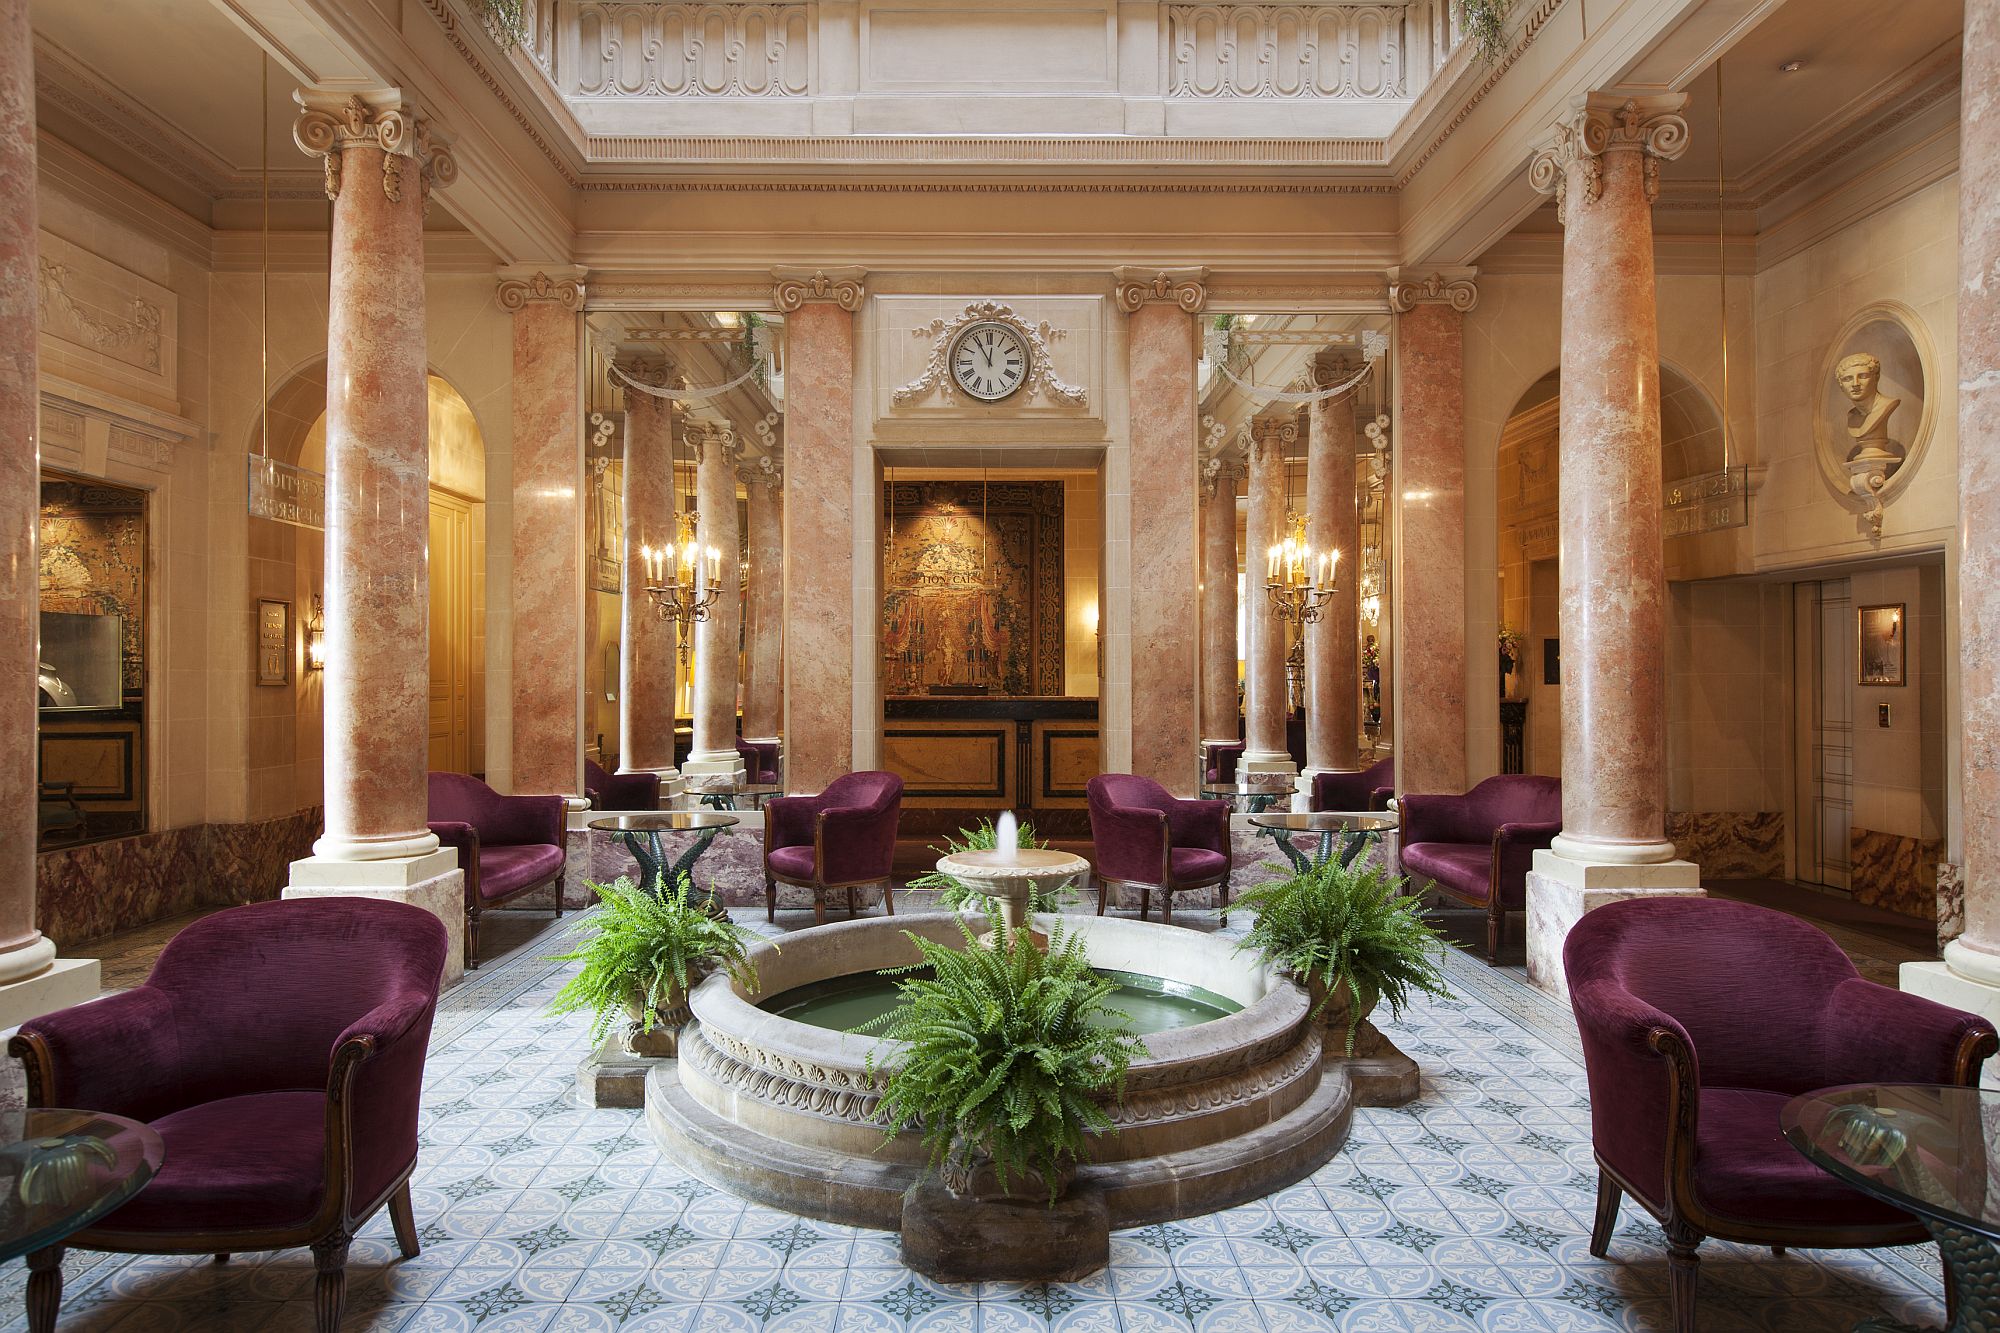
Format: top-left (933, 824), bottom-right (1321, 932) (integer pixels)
top-left (1525, 851), bottom-right (1701, 1001)
top-left (285, 850), bottom-right (466, 988)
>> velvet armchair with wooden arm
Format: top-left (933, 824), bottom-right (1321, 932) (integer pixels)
top-left (1086, 773), bottom-right (1232, 926)
top-left (8, 897), bottom-right (450, 1333)
top-left (429, 771), bottom-right (566, 970)
top-left (1309, 756), bottom-right (1395, 813)
top-left (763, 770), bottom-right (903, 925)
top-left (1398, 774), bottom-right (1561, 963)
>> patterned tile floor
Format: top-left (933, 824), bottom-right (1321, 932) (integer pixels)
top-left (0, 905), bottom-right (1949, 1333)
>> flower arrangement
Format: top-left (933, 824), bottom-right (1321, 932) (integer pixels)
top-left (1498, 624), bottom-right (1523, 669)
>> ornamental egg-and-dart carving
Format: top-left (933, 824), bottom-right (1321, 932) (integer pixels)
top-left (893, 300), bottom-right (1088, 407)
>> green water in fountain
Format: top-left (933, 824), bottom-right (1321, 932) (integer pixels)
top-left (763, 966), bottom-right (1242, 1035)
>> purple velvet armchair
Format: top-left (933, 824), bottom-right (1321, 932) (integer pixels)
top-left (1201, 740), bottom-right (1244, 786)
top-left (764, 771), bottom-right (903, 925)
top-left (585, 758), bottom-right (660, 811)
top-left (1567, 897), bottom-right (1995, 1332)
top-left (428, 771), bottom-right (566, 970)
top-left (736, 738), bottom-right (781, 785)
top-left (1310, 756), bottom-right (1395, 813)
top-left (1086, 773), bottom-right (1232, 926)
top-left (1398, 774), bottom-right (1560, 964)
top-left (10, 898), bottom-right (449, 1333)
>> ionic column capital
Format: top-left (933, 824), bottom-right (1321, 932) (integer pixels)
top-left (684, 419), bottom-right (739, 465)
top-left (1386, 266), bottom-right (1479, 314)
top-left (1112, 266), bottom-right (1209, 314)
top-left (293, 89), bottom-right (455, 206)
top-left (771, 266), bottom-right (866, 312)
top-left (1201, 448), bottom-right (1243, 501)
top-left (1528, 91), bottom-right (1691, 223)
top-left (738, 452), bottom-right (784, 492)
top-left (614, 355), bottom-right (676, 389)
top-left (1248, 414), bottom-right (1298, 461)
top-left (1311, 350), bottom-right (1363, 390)
top-left (496, 265), bottom-right (587, 312)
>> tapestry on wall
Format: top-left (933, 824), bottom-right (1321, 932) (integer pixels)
top-left (40, 478), bottom-right (146, 697)
top-left (881, 481), bottom-right (1063, 696)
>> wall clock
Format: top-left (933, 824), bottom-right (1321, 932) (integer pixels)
top-left (949, 320), bottom-right (1030, 402)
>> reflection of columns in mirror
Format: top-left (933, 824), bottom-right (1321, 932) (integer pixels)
top-left (1243, 417), bottom-right (1296, 775)
top-left (685, 422), bottom-right (745, 779)
top-left (1199, 454), bottom-right (1242, 745)
top-left (0, 3), bottom-right (57, 986)
top-left (295, 91), bottom-right (446, 863)
top-left (499, 264), bottom-right (587, 806)
top-left (742, 463), bottom-right (784, 745)
top-left (618, 362), bottom-right (680, 784)
top-left (1305, 360), bottom-right (1360, 777)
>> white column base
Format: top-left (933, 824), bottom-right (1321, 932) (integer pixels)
top-left (0, 957), bottom-right (102, 1032)
top-left (1901, 960), bottom-right (2000, 1088)
top-left (1525, 849), bottom-right (1703, 1001)
top-left (285, 848), bottom-right (466, 988)
top-left (682, 750), bottom-right (748, 782)
top-left (1240, 751), bottom-right (1297, 777)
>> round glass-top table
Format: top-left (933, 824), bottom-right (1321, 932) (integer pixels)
top-left (689, 781), bottom-right (783, 812)
top-left (587, 811), bottom-right (739, 908)
top-left (1247, 810), bottom-right (1397, 873)
top-left (1782, 1083), bottom-right (2000, 1330)
top-left (1200, 778), bottom-right (1297, 814)
top-left (0, 1109), bottom-right (163, 1263)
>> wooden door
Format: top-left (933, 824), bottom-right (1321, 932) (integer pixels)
top-left (428, 491), bottom-right (473, 773)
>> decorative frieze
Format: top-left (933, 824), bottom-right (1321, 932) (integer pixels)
top-left (1167, 5), bottom-right (1408, 100)
top-left (1527, 92), bottom-right (1690, 224)
top-left (495, 266), bottom-right (588, 311)
top-left (573, 3), bottom-right (811, 99)
top-left (1112, 266), bottom-right (1209, 314)
top-left (292, 91), bottom-right (456, 207)
top-left (771, 266), bottom-right (866, 312)
top-left (1386, 267), bottom-right (1478, 313)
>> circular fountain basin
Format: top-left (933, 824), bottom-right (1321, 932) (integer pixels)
top-left (646, 912), bottom-right (1353, 1229)
top-left (765, 966), bottom-right (1242, 1035)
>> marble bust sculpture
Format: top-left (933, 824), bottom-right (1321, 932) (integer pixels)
top-left (1836, 352), bottom-right (1902, 464)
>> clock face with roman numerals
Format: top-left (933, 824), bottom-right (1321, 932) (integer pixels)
top-left (949, 321), bottom-right (1030, 402)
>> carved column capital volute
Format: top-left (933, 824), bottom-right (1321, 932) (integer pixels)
top-left (685, 420), bottom-right (739, 466)
top-left (496, 266), bottom-right (587, 313)
top-left (1311, 351), bottom-right (1363, 392)
top-left (615, 355), bottom-right (676, 389)
top-left (1201, 447), bottom-right (1243, 501)
top-left (1386, 266), bottom-right (1479, 314)
top-left (772, 266), bottom-right (867, 312)
top-left (1249, 414), bottom-right (1298, 462)
top-left (1528, 91), bottom-right (1691, 223)
top-left (738, 452), bottom-right (784, 492)
top-left (293, 89), bottom-right (453, 207)
top-left (1112, 266), bottom-right (1209, 315)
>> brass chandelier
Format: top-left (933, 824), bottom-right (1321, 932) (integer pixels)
top-left (1265, 441), bottom-right (1337, 623)
top-left (641, 512), bottom-right (722, 665)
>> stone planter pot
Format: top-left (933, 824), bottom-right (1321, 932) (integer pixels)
top-left (622, 981), bottom-right (697, 1059)
top-left (941, 1143), bottom-right (1076, 1205)
top-left (1303, 973), bottom-right (1384, 1058)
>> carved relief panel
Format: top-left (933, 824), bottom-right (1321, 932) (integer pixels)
top-left (35, 232), bottom-right (179, 415)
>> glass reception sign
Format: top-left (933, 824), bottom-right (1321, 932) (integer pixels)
top-left (247, 456), bottom-right (325, 531)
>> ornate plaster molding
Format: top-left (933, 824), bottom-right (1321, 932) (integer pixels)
top-left (293, 90), bottom-right (458, 207)
top-left (1527, 92), bottom-right (1690, 224)
top-left (495, 266), bottom-right (588, 311)
top-left (771, 266), bottom-right (866, 312)
top-left (1386, 266), bottom-right (1478, 313)
top-left (1112, 266), bottom-right (1210, 314)
top-left (1201, 447), bottom-right (1244, 501)
top-left (738, 451), bottom-right (784, 491)
top-left (891, 300), bottom-right (1087, 407)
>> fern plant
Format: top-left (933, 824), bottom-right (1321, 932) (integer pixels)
top-left (862, 913), bottom-right (1143, 1204)
top-left (548, 875), bottom-right (759, 1045)
top-left (1233, 856), bottom-right (1452, 1055)
top-left (1458, 0), bottom-right (1514, 64)
top-left (903, 817), bottom-right (1073, 914)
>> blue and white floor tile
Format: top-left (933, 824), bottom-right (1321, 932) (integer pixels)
top-left (0, 908), bottom-right (1950, 1331)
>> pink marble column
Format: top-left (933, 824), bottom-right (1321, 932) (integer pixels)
top-left (498, 267), bottom-right (586, 803)
top-left (617, 360), bottom-right (680, 784)
top-left (1305, 360), bottom-right (1360, 777)
top-left (774, 268), bottom-right (863, 794)
top-left (1199, 451), bottom-right (1242, 747)
top-left (1389, 275), bottom-right (1472, 799)
top-left (685, 423), bottom-right (745, 780)
top-left (293, 93), bottom-right (454, 863)
top-left (0, 1), bottom-right (54, 986)
top-left (741, 460), bottom-right (784, 745)
top-left (1529, 96), bottom-right (1688, 866)
top-left (1242, 416), bottom-right (1297, 776)
top-left (1115, 268), bottom-right (1205, 795)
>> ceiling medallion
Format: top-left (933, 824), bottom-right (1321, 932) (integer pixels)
top-left (893, 301), bottom-right (1088, 407)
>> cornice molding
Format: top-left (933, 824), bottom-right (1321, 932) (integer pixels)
top-left (1113, 266), bottom-right (1209, 314)
top-left (495, 264), bottom-right (587, 310)
top-left (1527, 92), bottom-right (1690, 225)
top-left (1390, 0), bottom-right (1568, 188)
top-left (575, 178), bottom-right (1400, 195)
top-left (771, 266), bottom-right (866, 312)
top-left (1386, 266), bottom-right (1478, 313)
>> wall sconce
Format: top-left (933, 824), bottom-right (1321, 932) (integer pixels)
top-left (305, 595), bottom-right (326, 672)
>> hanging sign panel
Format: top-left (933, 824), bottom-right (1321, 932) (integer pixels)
top-left (247, 456), bottom-right (325, 531)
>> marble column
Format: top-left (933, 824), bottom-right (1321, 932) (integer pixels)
top-left (684, 423), bottom-right (746, 781)
top-left (741, 458), bottom-right (784, 747)
top-left (1242, 416), bottom-right (1297, 777)
top-left (285, 90), bottom-right (464, 984)
top-left (775, 267), bottom-right (863, 794)
top-left (0, 3), bottom-right (96, 1022)
top-left (498, 267), bottom-right (587, 808)
top-left (1521, 93), bottom-right (1701, 998)
top-left (1114, 267), bottom-right (1206, 794)
top-left (1304, 357), bottom-right (1360, 782)
top-left (1199, 449), bottom-right (1242, 749)
top-left (616, 359), bottom-right (681, 792)
top-left (1388, 270), bottom-right (1473, 801)
top-left (1904, 3), bottom-right (2000, 1073)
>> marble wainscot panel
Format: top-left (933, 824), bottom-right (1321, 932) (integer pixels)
top-left (36, 808), bottom-right (322, 946)
top-left (1851, 827), bottom-right (1943, 919)
top-left (1667, 811), bottom-right (1784, 879)
top-left (1939, 860), bottom-right (1964, 948)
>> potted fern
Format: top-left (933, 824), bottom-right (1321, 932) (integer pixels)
top-left (1233, 856), bottom-right (1452, 1056)
top-left (864, 913), bottom-right (1142, 1205)
top-left (548, 874), bottom-right (759, 1059)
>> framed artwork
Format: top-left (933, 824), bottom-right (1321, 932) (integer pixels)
top-left (1858, 603), bottom-right (1906, 686)
top-left (257, 598), bottom-right (290, 686)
